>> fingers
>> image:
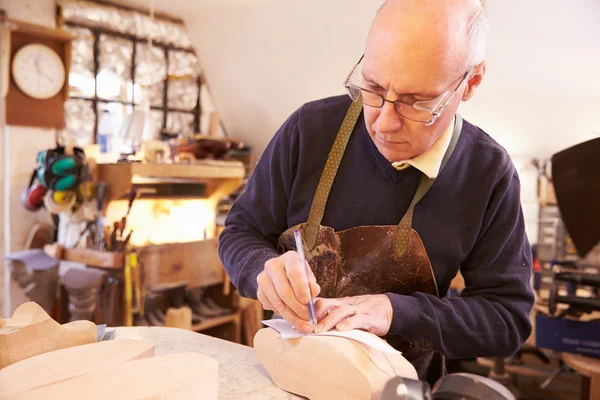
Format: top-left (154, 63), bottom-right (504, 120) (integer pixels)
top-left (307, 266), bottom-right (321, 297)
top-left (267, 257), bottom-right (311, 321)
top-left (314, 297), bottom-right (343, 321)
top-left (284, 253), bottom-right (317, 304)
top-left (335, 313), bottom-right (374, 333)
top-left (257, 271), bottom-right (312, 333)
top-left (271, 270), bottom-right (311, 321)
top-left (256, 288), bottom-right (274, 311)
top-left (317, 302), bottom-right (356, 333)
top-left (309, 281), bottom-right (321, 298)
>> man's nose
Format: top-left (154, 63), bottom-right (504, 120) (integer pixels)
top-left (375, 101), bottom-right (403, 133)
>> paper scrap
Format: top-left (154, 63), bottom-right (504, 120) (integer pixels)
top-left (262, 319), bottom-right (401, 355)
top-left (96, 324), bottom-right (106, 342)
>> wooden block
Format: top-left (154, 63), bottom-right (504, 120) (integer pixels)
top-left (136, 239), bottom-right (224, 289)
top-left (254, 327), bottom-right (417, 400)
top-left (0, 302), bottom-right (96, 369)
top-left (0, 339), bottom-right (155, 398)
top-left (10, 352), bottom-right (218, 400)
top-left (44, 244), bottom-right (124, 269)
top-left (165, 306), bottom-right (192, 330)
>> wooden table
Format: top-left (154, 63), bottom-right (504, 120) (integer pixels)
top-left (561, 352), bottom-right (600, 400)
top-left (114, 326), bottom-right (299, 399)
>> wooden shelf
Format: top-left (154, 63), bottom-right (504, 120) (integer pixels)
top-left (130, 160), bottom-right (245, 180)
top-left (0, 16), bottom-right (75, 42)
top-left (192, 311), bottom-right (241, 333)
top-left (96, 161), bottom-right (245, 203)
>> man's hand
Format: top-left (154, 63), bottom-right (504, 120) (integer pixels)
top-left (314, 294), bottom-right (393, 336)
top-left (256, 251), bottom-right (321, 334)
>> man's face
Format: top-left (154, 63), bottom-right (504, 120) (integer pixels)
top-left (360, 0), bottom-right (481, 162)
top-left (361, 55), bottom-right (466, 162)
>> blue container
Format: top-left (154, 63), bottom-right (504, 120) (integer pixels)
top-left (98, 132), bottom-right (109, 154)
top-left (536, 314), bottom-right (600, 358)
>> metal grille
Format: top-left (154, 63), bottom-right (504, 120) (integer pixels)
top-left (538, 205), bottom-right (600, 266)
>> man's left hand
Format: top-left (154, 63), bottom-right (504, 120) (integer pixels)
top-left (314, 294), bottom-right (393, 336)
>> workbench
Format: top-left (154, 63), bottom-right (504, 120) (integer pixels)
top-left (114, 326), bottom-right (299, 399)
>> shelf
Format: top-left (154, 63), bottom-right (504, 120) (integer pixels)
top-left (97, 160), bottom-right (245, 181)
top-left (192, 311), bottom-right (241, 332)
top-left (96, 161), bottom-right (245, 203)
top-left (0, 15), bottom-right (76, 42)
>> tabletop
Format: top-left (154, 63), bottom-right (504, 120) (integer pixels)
top-left (114, 326), bottom-right (301, 400)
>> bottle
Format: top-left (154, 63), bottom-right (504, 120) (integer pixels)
top-left (97, 110), bottom-right (112, 154)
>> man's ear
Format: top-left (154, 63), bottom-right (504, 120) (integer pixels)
top-left (462, 61), bottom-right (486, 101)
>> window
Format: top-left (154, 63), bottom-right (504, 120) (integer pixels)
top-left (58, 0), bottom-right (202, 147)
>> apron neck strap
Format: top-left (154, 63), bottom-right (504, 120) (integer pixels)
top-left (304, 97), bottom-right (463, 252)
top-left (395, 114), bottom-right (463, 256)
top-left (305, 99), bottom-right (363, 249)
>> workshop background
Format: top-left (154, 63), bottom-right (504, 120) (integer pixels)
top-left (0, 0), bottom-right (599, 399)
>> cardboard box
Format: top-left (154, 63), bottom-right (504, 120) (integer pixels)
top-left (535, 313), bottom-right (600, 358)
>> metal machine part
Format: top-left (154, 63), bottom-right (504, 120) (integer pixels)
top-left (380, 376), bottom-right (432, 400)
top-left (548, 265), bottom-right (600, 317)
top-left (380, 373), bottom-right (517, 400)
top-left (431, 373), bottom-right (516, 400)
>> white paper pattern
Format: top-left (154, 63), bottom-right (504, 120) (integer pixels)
top-left (262, 319), bottom-right (401, 355)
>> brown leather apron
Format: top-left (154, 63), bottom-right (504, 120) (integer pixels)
top-left (276, 99), bottom-right (463, 383)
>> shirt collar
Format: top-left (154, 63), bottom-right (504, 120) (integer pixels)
top-left (391, 116), bottom-right (455, 179)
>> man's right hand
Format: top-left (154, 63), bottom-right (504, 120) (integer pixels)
top-left (256, 251), bottom-right (321, 334)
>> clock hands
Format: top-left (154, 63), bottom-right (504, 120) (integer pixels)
top-left (34, 56), bottom-right (55, 85)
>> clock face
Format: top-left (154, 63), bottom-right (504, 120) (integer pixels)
top-left (12, 44), bottom-right (66, 100)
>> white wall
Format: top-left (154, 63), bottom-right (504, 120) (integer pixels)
top-left (0, 0), bottom-right (57, 318)
top-left (119, 0), bottom-right (600, 159)
top-left (116, 0), bottom-right (599, 249)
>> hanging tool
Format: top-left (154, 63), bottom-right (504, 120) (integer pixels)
top-left (120, 187), bottom-right (140, 235)
top-left (94, 181), bottom-right (108, 250)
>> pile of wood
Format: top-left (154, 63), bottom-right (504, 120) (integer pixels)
top-left (0, 302), bottom-right (218, 399)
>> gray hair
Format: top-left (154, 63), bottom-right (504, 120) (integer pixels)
top-left (376, 0), bottom-right (489, 68)
top-left (466, 2), bottom-right (490, 67)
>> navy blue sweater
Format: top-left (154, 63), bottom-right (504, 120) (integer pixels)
top-left (219, 95), bottom-right (534, 359)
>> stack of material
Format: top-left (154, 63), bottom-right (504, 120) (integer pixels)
top-left (0, 302), bottom-right (218, 399)
top-left (0, 302), bottom-right (97, 369)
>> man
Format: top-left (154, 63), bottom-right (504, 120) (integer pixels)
top-left (219, 0), bottom-right (534, 384)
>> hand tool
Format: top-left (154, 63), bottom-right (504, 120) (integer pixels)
top-left (94, 181), bottom-right (107, 250)
top-left (121, 187), bottom-right (140, 234)
top-left (294, 229), bottom-right (317, 333)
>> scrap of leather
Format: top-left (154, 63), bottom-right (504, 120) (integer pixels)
top-left (278, 223), bottom-right (439, 299)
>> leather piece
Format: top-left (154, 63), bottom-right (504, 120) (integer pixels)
top-left (278, 223), bottom-right (438, 299)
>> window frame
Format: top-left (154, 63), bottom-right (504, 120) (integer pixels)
top-left (62, 19), bottom-right (202, 143)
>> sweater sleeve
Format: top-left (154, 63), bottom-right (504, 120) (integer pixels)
top-left (385, 167), bottom-right (535, 358)
top-left (218, 109), bottom-right (300, 299)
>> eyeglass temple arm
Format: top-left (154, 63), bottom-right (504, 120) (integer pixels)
top-left (344, 54), bottom-right (365, 85)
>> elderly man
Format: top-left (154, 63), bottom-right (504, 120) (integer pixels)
top-left (219, 0), bottom-right (534, 384)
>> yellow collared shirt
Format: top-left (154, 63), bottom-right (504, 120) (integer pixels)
top-left (391, 117), bottom-right (455, 179)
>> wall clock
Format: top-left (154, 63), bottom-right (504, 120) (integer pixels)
top-left (2, 16), bottom-right (74, 129)
top-left (11, 43), bottom-right (66, 100)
